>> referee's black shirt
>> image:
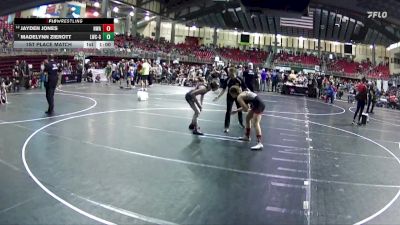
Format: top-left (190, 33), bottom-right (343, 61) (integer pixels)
top-left (221, 76), bottom-right (247, 92)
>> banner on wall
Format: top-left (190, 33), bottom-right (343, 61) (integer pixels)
top-left (383, 80), bottom-right (388, 92)
top-left (377, 79), bottom-right (382, 91)
top-left (275, 66), bottom-right (291, 72)
top-left (303, 69), bottom-right (315, 74)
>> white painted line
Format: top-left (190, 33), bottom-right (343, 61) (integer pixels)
top-left (304, 97), bottom-right (312, 225)
top-left (130, 125), bottom-right (241, 143)
top-left (271, 181), bottom-right (306, 189)
top-left (282, 139), bottom-right (297, 142)
top-left (278, 151), bottom-right (308, 156)
top-left (188, 204), bottom-right (200, 217)
top-left (21, 106), bottom-right (400, 225)
top-left (349, 107), bottom-right (400, 127)
top-left (263, 144), bottom-right (307, 150)
top-left (304, 181), bottom-right (310, 186)
top-left (265, 206), bottom-right (304, 215)
top-left (282, 148), bottom-right (308, 152)
top-left (79, 196), bottom-right (178, 225)
top-left (0, 93), bottom-right (97, 125)
top-left (0, 158), bottom-right (22, 172)
top-left (59, 88), bottom-right (183, 97)
top-left (306, 138), bottom-right (312, 142)
top-left (280, 133), bottom-right (303, 137)
top-left (87, 141), bottom-right (307, 180)
top-left (21, 108), bottom-right (191, 225)
top-left (272, 158), bottom-right (307, 163)
top-left (303, 201), bottom-right (309, 210)
top-left (277, 167), bottom-right (307, 173)
top-left (0, 197), bottom-right (38, 214)
top-left (311, 178), bottom-right (400, 188)
top-left (266, 113), bottom-right (400, 224)
top-left (272, 127), bottom-right (305, 133)
top-left (311, 148), bottom-right (394, 160)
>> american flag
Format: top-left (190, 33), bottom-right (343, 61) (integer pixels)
top-left (280, 11), bottom-right (314, 29)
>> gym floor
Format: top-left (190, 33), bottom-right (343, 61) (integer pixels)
top-left (1, 83), bottom-right (400, 225)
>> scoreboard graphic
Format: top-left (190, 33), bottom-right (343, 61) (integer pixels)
top-left (13, 18), bottom-right (114, 49)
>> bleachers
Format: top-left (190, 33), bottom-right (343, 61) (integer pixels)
top-left (0, 32), bottom-right (392, 80)
top-left (274, 52), bottom-right (320, 66)
top-left (327, 58), bottom-right (390, 79)
top-left (217, 48), bottom-right (268, 64)
top-left (0, 55), bottom-right (75, 78)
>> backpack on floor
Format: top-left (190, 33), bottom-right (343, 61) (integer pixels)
top-left (361, 113), bottom-right (369, 125)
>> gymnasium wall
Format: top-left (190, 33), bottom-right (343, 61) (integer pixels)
top-left (387, 43), bottom-right (400, 74)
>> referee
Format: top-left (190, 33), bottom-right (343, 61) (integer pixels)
top-left (44, 55), bottom-right (61, 115)
top-left (214, 66), bottom-right (247, 133)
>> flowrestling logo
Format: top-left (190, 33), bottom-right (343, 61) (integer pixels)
top-left (367, 11), bottom-right (388, 19)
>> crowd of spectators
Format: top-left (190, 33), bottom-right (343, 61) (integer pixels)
top-left (272, 50), bottom-right (391, 79)
top-left (114, 35), bottom-right (269, 64)
top-left (0, 30), bottom-right (393, 82)
top-left (274, 51), bottom-right (320, 65)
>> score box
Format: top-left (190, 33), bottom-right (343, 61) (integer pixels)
top-left (102, 24), bottom-right (114, 32)
top-left (102, 32), bottom-right (114, 41)
top-left (95, 41), bottom-right (114, 49)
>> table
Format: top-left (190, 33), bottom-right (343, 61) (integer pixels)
top-left (281, 84), bottom-right (309, 95)
top-left (61, 74), bottom-right (82, 84)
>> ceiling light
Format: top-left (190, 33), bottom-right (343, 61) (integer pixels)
top-left (94, 2), bottom-right (100, 8)
top-left (370, 45), bottom-right (373, 49)
top-left (93, 11), bottom-right (99, 17)
top-left (144, 15), bottom-right (150, 21)
top-left (129, 11), bottom-right (134, 16)
top-left (113, 7), bottom-right (119, 13)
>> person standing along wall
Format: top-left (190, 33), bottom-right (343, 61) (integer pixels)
top-left (366, 82), bottom-right (377, 113)
top-left (271, 70), bottom-right (278, 92)
top-left (261, 69), bottom-right (267, 92)
top-left (13, 60), bottom-right (20, 92)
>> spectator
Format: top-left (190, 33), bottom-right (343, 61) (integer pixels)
top-left (352, 78), bottom-right (368, 125)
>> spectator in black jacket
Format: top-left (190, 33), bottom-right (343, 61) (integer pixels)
top-left (214, 66), bottom-right (247, 133)
top-left (243, 63), bottom-right (255, 92)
